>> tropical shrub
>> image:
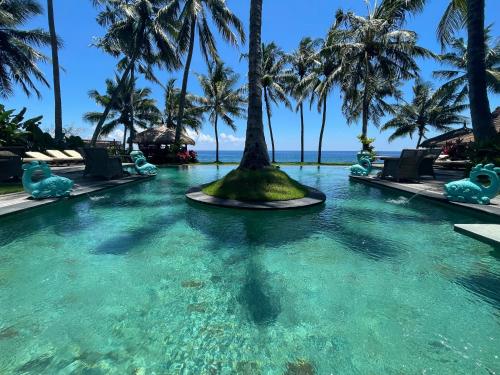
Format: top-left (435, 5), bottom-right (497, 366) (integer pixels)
top-left (0, 105), bottom-right (43, 146)
top-left (176, 150), bottom-right (198, 163)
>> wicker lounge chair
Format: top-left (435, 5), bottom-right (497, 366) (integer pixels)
top-left (0, 151), bottom-right (22, 181)
top-left (418, 148), bottom-right (441, 179)
top-left (82, 148), bottom-right (123, 180)
top-left (381, 149), bottom-right (427, 182)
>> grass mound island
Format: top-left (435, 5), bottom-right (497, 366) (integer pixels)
top-left (202, 167), bottom-right (309, 202)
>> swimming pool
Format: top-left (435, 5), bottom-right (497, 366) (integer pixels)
top-left (0, 166), bottom-right (498, 374)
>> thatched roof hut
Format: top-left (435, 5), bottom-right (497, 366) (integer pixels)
top-left (421, 107), bottom-right (500, 147)
top-left (133, 126), bottom-right (195, 146)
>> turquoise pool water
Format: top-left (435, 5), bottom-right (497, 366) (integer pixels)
top-left (0, 166), bottom-right (499, 374)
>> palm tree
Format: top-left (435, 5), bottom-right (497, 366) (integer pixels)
top-left (239, 0), bottom-right (270, 170)
top-left (46, 0), bottom-right (63, 143)
top-left (286, 37), bottom-right (321, 163)
top-left (299, 38), bottom-right (342, 164)
top-left (385, 0), bottom-right (497, 143)
top-left (90, 0), bottom-right (179, 146)
top-left (84, 75), bottom-right (161, 152)
top-left (257, 42), bottom-right (292, 163)
top-left (334, 3), bottom-right (432, 150)
top-left (381, 80), bottom-right (468, 147)
top-left (0, 0), bottom-right (51, 98)
top-left (465, 0), bottom-right (496, 143)
top-left (169, 0), bottom-right (245, 145)
top-left (434, 31), bottom-right (500, 96)
top-left (196, 61), bottom-right (246, 163)
top-left (162, 78), bottom-right (204, 132)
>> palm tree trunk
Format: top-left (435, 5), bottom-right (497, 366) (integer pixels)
top-left (416, 128), bottom-right (424, 148)
top-left (239, 0), bottom-right (271, 170)
top-left (128, 62), bottom-right (135, 153)
top-left (300, 103), bottom-right (304, 163)
top-left (317, 96), bottom-right (327, 164)
top-left (466, 0), bottom-right (495, 143)
top-left (263, 87), bottom-right (275, 163)
top-left (91, 57), bottom-right (137, 146)
top-left (175, 17), bottom-right (196, 144)
top-left (47, 0), bottom-right (63, 144)
top-left (214, 114), bottom-right (220, 163)
top-left (361, 53), bottom-right (370, 151)
top-left (122, 125), bottom-right (127, 151)
top-left (361, 90), bottom-right (369, 151)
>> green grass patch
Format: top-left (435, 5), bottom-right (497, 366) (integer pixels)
top-left (202, 167), bottom-right (309, 201)
top-left (196, 161), bottom-right (352, 166)
top-left (0, 183), bottom-right (23, 195)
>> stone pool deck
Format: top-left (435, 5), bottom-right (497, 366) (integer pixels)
top-left (0, 165), bottom-right (152, 218)
top-left (350, 170), bottom-right (500, 246)
top-left (350, 169), bottom-right (500, 218)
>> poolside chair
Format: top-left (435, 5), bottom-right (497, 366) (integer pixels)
top-left (418, 148), bottom-right (441, 179)
top-left (46, 149), bottom-right (82, 163)
top-left (63, 150), bottom-right (84, 161)
top-left (0, 151), bottom-right (22, 181)
top-left (381, 149), bottom-right (427, 182)
top-left (82, 148), bottom-right (123, 180)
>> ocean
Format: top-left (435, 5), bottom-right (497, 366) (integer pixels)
top-left (195, 150), bottom-right (401, 163)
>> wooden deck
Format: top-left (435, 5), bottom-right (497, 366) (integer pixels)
top-left (0, 165), bottom-right (152, 218)
top-left (350, 169), bottom-right (500, 219)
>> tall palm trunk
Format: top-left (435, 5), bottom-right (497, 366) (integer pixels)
top-left (239, 0), bottom-right (270, 170)
top-left (416, 126), bottom-right (424, 148)
top-left (466, 0), bottom-right (495, 143)
top-left (300, 103), bottom-right (304, 163)
top-left (122, 125), bottom-right (127, 151)
top-left (317, 96), bottom-right (327, 164)
top-left (214, 114), bottom-right (220, 163)
top-left (361, 53), bottom-right (370, 151)
top-left (175, 18), bottom-right (196, 144)
top-left (263, 87), bottom-right (275, 163)
top-left (128, 63), bottom-right (135, 153)
top-left (47, 0), bottom-right (62, 144)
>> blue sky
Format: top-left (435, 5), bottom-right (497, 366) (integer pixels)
top-left (4, 0), bottom-right (500, 151)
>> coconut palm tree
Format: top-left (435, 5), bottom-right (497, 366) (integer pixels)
top-left (162, 78), bottom-right (204, 132)
top-left (196, 61), bottom-right (246, 163)
top-left (168, 0), bottom-right (245, 145)
top-left (0, 0), bottom-right (51, 98)
top-left (46, 0), bottom-right (63, 143)
top-left (465, 0), bottom-right (496, 142)
top-left (286, 37), bottom-right (321, 163)
top-left (240, 0), bottom-right (270, 170)
top-left (84, 75), bottom-right (161, 152)
top-left (434, 31), bottom-right (500, 96)
top-left (381, 79), bottom-right (468, 147)
top-left (385, 0), bottom-right (497, 143)
top-left (334, 3), bottom-right (432, 150)
top-left (299, 37), bottom-right (342, 164)
top-left (90, 0), bottom-right (179, 146)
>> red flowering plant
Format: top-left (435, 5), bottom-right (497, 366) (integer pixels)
top-left (176, 150), bottom-right (198, 163)
top-left (442, 139), bottom-right (469, 160)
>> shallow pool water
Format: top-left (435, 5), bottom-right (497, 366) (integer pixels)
top-left (0, 166), bottom-right (499, 374)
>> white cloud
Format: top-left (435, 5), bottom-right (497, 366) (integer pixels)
top-left (186, 129), bottom-right (215, 143)
top-left (220, 133), bottom-right (245, 144)
top-left (107, 129), bottom-right (124, 142)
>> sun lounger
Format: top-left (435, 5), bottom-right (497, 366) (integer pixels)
top-left (418, 148), bottom-right (442, 179)
top-left (24, 151), bottom-right (54, 162)
top-left (63, 150), bottom-right (84, 160)
top-left (46, 149), bottom-right (82, 163)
